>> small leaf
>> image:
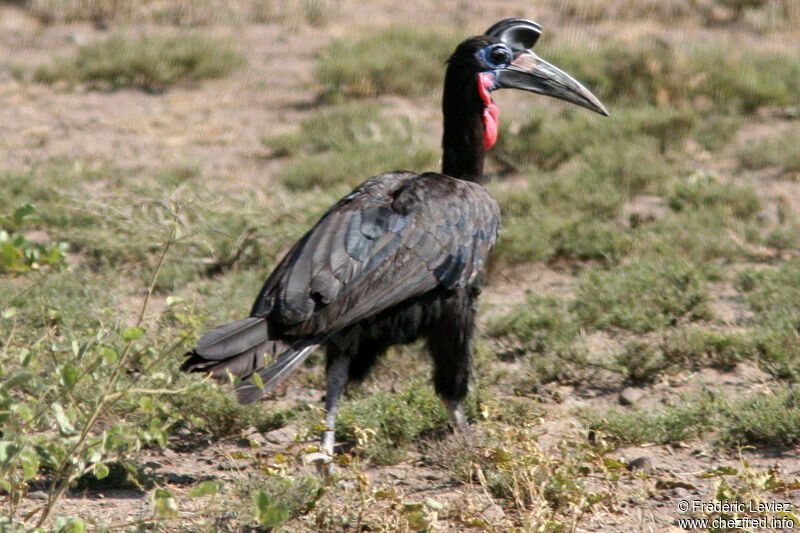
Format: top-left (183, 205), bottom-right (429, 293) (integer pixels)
top-left (251, 372), bottom-right (265, 391)
top-left (698, 466), bottom-right (738, 478)
top-left (252, 490), bottom-right (288, 528)
top-left (43, 441), bottom-right (67, 466)
top-left (62, 364), bottom-right (78, 388)
top-left (102, 347), bottom-right (119, 364)
top-left (170, 222), bottom-right (183, 240)
top-left (406, 510), bottom-right (431, 530)
top-left (14, 403), bottom-right (34, 423)
top-left (189, 481), bottom-right (221, 499)
top-left (18, 348), bottom-right (33, 367)
top-left (21, 447), bottom-right (40, 480)
top-left (1, 371), bottom-right (33, 391)
top-left (166, 296), bottom-right (184, 306)
top-left (425, 498), bottom-right (443, 510)
top-left (85, 448), bottom-right (102, 465)
top-left (604, 457), bottom-right (627, 469)
top-left (154, 488), bottom-right (179, 518)
top-left (95, 463), bottom-right (109, 480)
top-left (488, 448), bottom-right (512, 465)
top-left (139, 396), bottom-right (153, 413)
top-left (123, 327), bottom-right (144, 340)
top-left (2, 307), bottom-right (18, 319)
top-left (52, 402), bottom-right (75, 435)
top-left (12, 204), bottom-right (35, 225)
top-left (54, 517), bottom-right (86, 533)
top-left (403, 502), bottom-right (425, 512)
top-left (0, 441), bottom-right (20, 464)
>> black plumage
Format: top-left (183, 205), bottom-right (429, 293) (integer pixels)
top-left (181, 19), bottom-right (607, 463)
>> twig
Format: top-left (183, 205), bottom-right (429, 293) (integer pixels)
top-left (2, 267), bottom-right (54, 310)
top-left (35, 205), bottom-right (181, 528)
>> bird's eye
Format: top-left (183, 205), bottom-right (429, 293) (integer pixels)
top-left (476, 43), bottom-right (512, 70)
top-left (489, 47), bottom-right (510, 66)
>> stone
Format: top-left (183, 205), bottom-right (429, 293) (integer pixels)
top-left (618, 387), bottom-right (645, 406)
top-left (626, 456), bottom-right (654, 474)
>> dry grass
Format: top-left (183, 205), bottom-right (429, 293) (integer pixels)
top-left (23, 0), bottom-right (330, 26)
top-left (3, 0), bottom-right (800, 530)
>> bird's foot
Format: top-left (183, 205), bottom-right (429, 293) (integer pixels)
top-left (303, 450), bottom-right (336, 478)
top-left (443, 399), bottom-right (471, 440)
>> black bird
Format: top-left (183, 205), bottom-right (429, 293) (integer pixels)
top-left (182, 19), bottom-right (607, 463)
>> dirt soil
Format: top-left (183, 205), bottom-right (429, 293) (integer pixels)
top-left (3, 1), bottom-right (800, 531)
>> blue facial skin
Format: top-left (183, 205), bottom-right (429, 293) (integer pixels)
top-left (474, 43), bottom-right (513, 72)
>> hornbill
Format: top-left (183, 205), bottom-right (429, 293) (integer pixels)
top-left (182, 19), bottom-right (607, 463)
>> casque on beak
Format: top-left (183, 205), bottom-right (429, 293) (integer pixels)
top-left (486, 18), bottom-right (609, 117)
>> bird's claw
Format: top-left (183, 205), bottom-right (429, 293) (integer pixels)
top-left (303, 451), bottom-right (336, 478)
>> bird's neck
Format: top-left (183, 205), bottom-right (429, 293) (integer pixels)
top-left (441, 69), bottom-right (488, 183)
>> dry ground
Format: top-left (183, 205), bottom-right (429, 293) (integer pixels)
top-left (2, 1), bottom-right (800, 531)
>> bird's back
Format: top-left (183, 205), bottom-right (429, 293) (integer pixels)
top-left (251, 170), bottom-right (500, 338)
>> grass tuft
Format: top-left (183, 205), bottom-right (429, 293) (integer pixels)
top-left (736, 261), bottom-right (800, 380)
top-left (665, 172), bottom-right (761, 218)
top-left (721, 385), bottom-right (800, 446)
top-left (316, 25), bottom-right (458, 100)
top-left (264, 102), bottom-right (438, 190)
top-left (32, 32), bottom-right (243, 91)
top-left (575, 257), bottom-right (712, 334)
top-left (486, 293), bottom-right (579, 357)
top-left (335, 377), bottom-right (450, 464)
top-left (542, 37), bottom-right (800, 114)
top-left (582, 385), bottom-right (800, 446)
top-left (736, 124), bottom-right (800, 174)
top-left (580, 392), bottom-right (714, 445)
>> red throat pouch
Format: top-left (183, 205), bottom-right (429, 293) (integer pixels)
top-left (477, 73), bottom-right (499, 151)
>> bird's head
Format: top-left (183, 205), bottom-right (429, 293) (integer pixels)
top-left (446, 19), bottom-right (608, 152)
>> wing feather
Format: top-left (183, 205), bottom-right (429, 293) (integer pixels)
top-left (250, 171), bottom-right (500, 336)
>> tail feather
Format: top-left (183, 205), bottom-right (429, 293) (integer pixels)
top-left (181, 316), bottom-right (320, 404)
top-left (236, 344), bottom-right (318, 404)
top-left (194, 317), bottom-right (269, 359)
top-left (182, 340), bottom-right (270, 378)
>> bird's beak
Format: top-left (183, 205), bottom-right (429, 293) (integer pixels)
top-left (494, 51), bottom-right (608, 116)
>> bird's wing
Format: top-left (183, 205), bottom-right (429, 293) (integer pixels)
top-left (250, 171), bottom-right (500, 337)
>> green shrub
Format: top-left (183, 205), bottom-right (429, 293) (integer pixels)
top-left (0, 204), bottom-right (66, 276)
top-left (575, 257), bottom-right (712, 333)
top-left (33, 33), bottom-right (243, 90)
top-left (665, 172), bottom-right (761, 218)
top-left (736, 261), bottom-right (800, 380)
top-left (581, 390), bottom-right (718, 444)
top-left (316, 26), bottom-right (458, 100)
top-left (721, 385), bottom-right (800, 446)
top-left (542, 37), bottom-right (800, 114)
top-left (0, 212), bottom-right (195, 526)
top-left (335, 378), bottom-right (451, 464)
top-left (264, 102), bottom-right (438, 189)
top-left (487, 293), bottom-right (579, 357)
top-left (736, 125), bottom-right (800, 174)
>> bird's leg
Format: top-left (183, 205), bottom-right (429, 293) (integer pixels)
top-left (306, 354), bottom-right (349, 476)
top-left (429, 289), bottom-right (476, 440)
top-left (442, 398), bottom-right (470, 437)
top-left (321, 355), bottom-right (348, 459)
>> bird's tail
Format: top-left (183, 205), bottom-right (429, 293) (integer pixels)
top-left (181, 316), bottom-right (320, 405)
